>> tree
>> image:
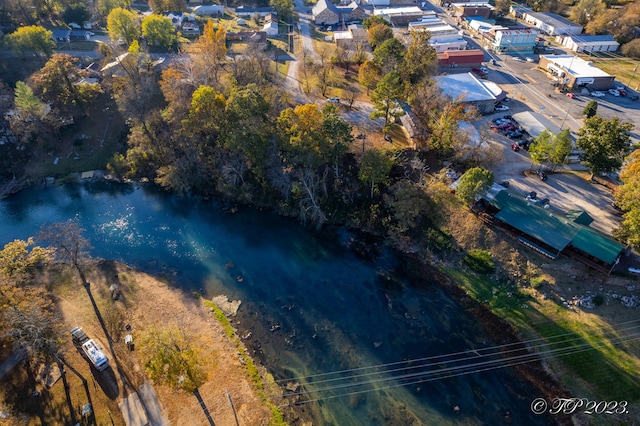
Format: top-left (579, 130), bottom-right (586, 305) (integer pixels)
top-left (427, 101), bottom-right (472, 154)
top-left (358, 60), bottom-right (380, 95)
top-left (583, 100), bottom-right (598, 118)
top-left (549, 129), bottom-right (572, 167)
top-left (370, 71), bottom-right (404, 131)
top-left (455, 167), bottom-right (494, 205)
top-left (584, 8), bottom-right (617, 35)
top-left (359, 149), bottom-right (394, 198)
top-left (270, 0), bottom-right (293, 22)
top-left (6, 25), bottom-right (56, 59)
top-left (139, 326), bottom-right (208, 393)
top-left (107, 7), bottom-right (139, 45)
top-left (622, 39), bottom-right (640, 59)
top-left (3, 306), bottom-right (62, 363)
top-left (614, 150), bottom-right (640, 248)
top-left (494, 0), bottom-right (511, 15)
top-left (576, 116), bottom-right (633, 180)
top-left (383, 179), bottom-right (432, 236)
top-left (62, 3), bottom-right (90, 25)
top-left (0, 239), bottom-right (51, 288)
top-left (569, 0), bottom-right (606, 25)
top-left (189, 21), bottom-right (227, 87)
top-left (111, 45), bottom-right (159, 137)
top-left (401, 30), bottom-right (438, 88)
top-left (32, 53), bottom-right (102, 114)
top-left (142, 14), bottom-right (177, 48)
top-left (13, 81), bottom-right (45, 117)
top-left (149, 0), bottom-right (186, 13)
top-left (373, 38), bottom-right (406, 74)
top-left (96, 0), bottom-right (132, 18)
top-left (362, 15), bottom-right (391, 29)
top-left (37, 220), bottom-right (92, 284)
top-left (367, 22), bottom-right (394, 49)
top-left (342, 85), bottom-right (360, 109)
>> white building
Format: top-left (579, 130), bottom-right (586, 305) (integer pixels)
top-left (434, 72), bottom-right (505, 113)
top-left (522, 11), bottom-right (583, 35)
top-left (192, 4), bottom-right (225, 16)
top-left (430, 37), bottom-right (468, 53)
top-left (555, 35), bottom-right (619, 53)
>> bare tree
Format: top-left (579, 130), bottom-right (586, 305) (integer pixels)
top-left (37, 220), bottom-right (92, 285)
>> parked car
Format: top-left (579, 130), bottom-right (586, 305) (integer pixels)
top-left (495, 104), bottom-right (509, 111)
top-left (608, 89), bottom-right (620, 96)
top-left (327, 97), bottom-right (340, 103)
top-left (518, 140), bottom-right (531, 150)
top-left (591, 91), bottom-right (605, 97)
top-left (507, 130), bottom-right (523, 139)
top-left (525, 57), bottom-right (535, 63)
top-left (566, 92), bottom-right (576, 99)
top-left (503, 115), bottom-right (513, 120)
top-left (511, 143), bottom-right (520, 151)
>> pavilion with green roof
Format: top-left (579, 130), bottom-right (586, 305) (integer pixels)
top-left (486, 190), bottom-right (624, 272)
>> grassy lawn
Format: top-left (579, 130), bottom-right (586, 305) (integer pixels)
top-left (445, 266), bottom-right (640, 410)
top-left (585, 57), bottom-right (640, 89)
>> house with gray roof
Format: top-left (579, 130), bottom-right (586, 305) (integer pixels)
top-left (312, 0), bottom-right (367, 26)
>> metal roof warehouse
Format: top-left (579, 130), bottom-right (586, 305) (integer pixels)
top-left (483, 190), bottom-right (624, 272)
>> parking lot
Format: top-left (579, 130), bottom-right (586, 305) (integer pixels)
top-left (482, 55), bottom-right (640, 144)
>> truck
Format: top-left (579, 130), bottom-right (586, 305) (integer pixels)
top-left (81, 339), bottom-right (109, 371)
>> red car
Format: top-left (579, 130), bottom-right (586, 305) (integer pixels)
top-left (566, 92), bottom-right (576, 99)
top-left (511, 143), bottom-right (520, 151)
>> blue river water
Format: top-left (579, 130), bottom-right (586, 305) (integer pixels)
top-left (0, 181), bottom-right (554, 425)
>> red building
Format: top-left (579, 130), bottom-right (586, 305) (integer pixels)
top-left (437, 49), bottom-right (485, 68)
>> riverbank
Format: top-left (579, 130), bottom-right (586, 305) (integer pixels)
top-left (21, 260), bottom-right (311, 426)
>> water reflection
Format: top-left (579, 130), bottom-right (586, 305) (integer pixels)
top-left (0, 181), bottom-right (553, 425)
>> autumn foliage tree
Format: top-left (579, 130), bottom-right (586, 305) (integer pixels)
top-left (6, 25), bottom-right (56, 59)
top-left (141, 14), bottom-right (178, 48)
top-left (32, 53), bottom-right (102, 114)
top-left (107, 7), bottom-right (139, 45)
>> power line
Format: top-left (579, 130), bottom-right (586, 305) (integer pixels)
top-left (284, 330), bottom-right (640, 404)
top-left (274, 319), bottom-right (640, 385)
top-left (269, 320), bottom-right (640, 403)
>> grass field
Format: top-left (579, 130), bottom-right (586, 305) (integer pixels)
top-left (446, 266), bottom-right (640, 418)
top-left (585, 56), bottom-right (640, 90)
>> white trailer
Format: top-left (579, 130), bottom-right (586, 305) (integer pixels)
top-left (82, 340), bottom-right (109, 371)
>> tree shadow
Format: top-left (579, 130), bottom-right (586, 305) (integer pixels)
top-left (194, 388), bottom-right (216, 426)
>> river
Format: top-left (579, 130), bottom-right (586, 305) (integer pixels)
top-left (0, 180), bottom-right (554, 425)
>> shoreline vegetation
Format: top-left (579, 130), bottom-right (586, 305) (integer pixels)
top-left (1, 25), bottom-right (638, 421)
top-left (3, 173), bottom-right (640, 424)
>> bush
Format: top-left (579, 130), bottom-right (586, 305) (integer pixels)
top-left (530, 276), bottom-right (546, 289)
top-left (463, 249), bottom-right (495, 274)
top-left (592, 294), bottom-right (605, 307)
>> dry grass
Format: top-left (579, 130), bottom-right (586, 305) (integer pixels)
top-left (586, 57), bottom-right (640, 90)
top-left (2, 261), bottom-right (276, 426)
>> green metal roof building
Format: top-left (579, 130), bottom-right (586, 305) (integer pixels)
top-left (488, 190), bottom-right (624, 271)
